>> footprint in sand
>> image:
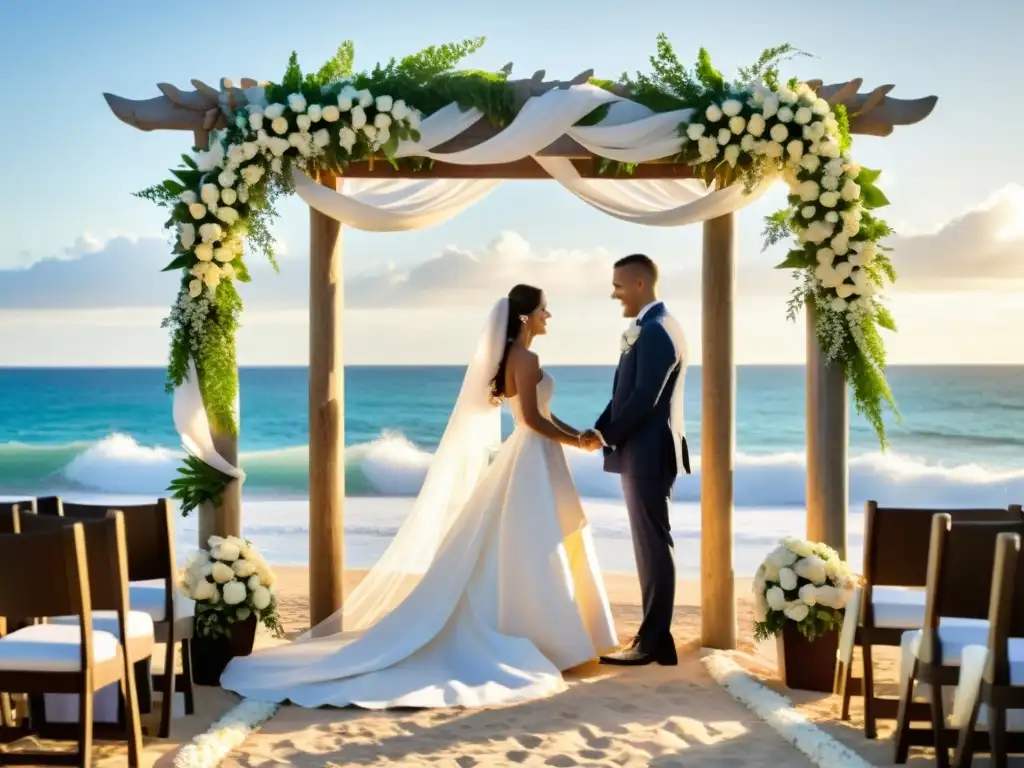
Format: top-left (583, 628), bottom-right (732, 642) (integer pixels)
top-left (544, 756), bottom-right (577, 767)
top-left (505, 749), bottom-right (529, 763)
top-left (514, 734), bottom-right (543, 750)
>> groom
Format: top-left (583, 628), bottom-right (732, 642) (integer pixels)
top-left (583, 254), bottom-right (690, 667)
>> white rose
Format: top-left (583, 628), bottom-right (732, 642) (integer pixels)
top-left (819, 140), bottom-right (841, 159)
top-left (778, 87), bottom-right (798, 104)
top-left (805, 221), bottom-right (834, 243)
top-left (218, 170), bottom-right (237, 189)
top-left (832, 235), bottom-right (851, 256)
top-left (322, 105), bottom-right (340, 123)
top-left (198, 222), bottom-right (223, 243)
top-left (216, 206), bottom-right (239, 225)
top-left (768, 544), bottom-right (799, 569)
top-left (836, 283), bottom-right (855, 299)
top-left (238, 186), bottom-right (249, 203)
top-left (778, 567), bottom-right (798, 591)
top-left (263, 103), bottom-right (285, 120)
top-left (787, 140), bottom-right (804, 160)
top-left (189, 203), bottom-right (207, 220)
top-left (350, 105), bottom-right (367, 129)
top-left (268, 137), bottom-right (290, 157)
top-left (798, 583), bottom-right (819, 606)
top-left (798, 180), bottom-right (820, 202)
top-left (220, 188), bottom-right (237, 206)
top-left (407, 109), bottom-right (422, 129)
top-left (248, 112), bottom-right (264, 131)
top-left (307, 104), bottom-right (323, 122)
top-left (830, 296), bottom-right (848, 312)
top-left (816, 248), bottom-right (835, 265)
top-left (784, 601), bottom-right (810, 622)
top-left (313, 128), bottom-right (331, 149)
top-left (391, 100), bottom-right (410, 120)
top-left (826, 211), bottom-right (840, 223)
top-left (799, 153), bottom-right (820, 172)
top-left (794, 106), bottom-right (813, 125)
top-left (374, 112), bottom-right (392, 130)
top-left (728, 115), bottom-right (746, 135)
top-left (241, 165), bottom-right (264, 185)
top-left (200, 183), bottom-right (220, 206)
top-left (739, 133), bottom-right (755, 151)
top-left (337, 95), bottom-right (353, 112)
top-left (815, 264), bottom-right (838, 287)
top-left (232, 559), bottom-right (256, 578)
top-left (717, 127), bottom-right (732, 145)
top-left (375, 127), bottom-right (391, 147)
top-left (821, 174), bottom-right (840, 191)
top-left (795, 555), bottom-right (829, 585)
top-left (812, 97), bottom-right (831, 116)
top-left (178, 223), bottom-right (196, 250)
top-left (287, 93), bottom-right (307, 113)
top-left (194, 243), bottom-right (214, 262)
top-left (180, 190), bottom-right (198, 205)
top-left (784, 538), bottom-right (815, 558)
top-left (211, 561), bottom-right (234, 583)
top-left (751, 85), bottom-right (768, 105)
top-left (252, 585), bottom-right (272, 611)
top-left (807, 122), bottom-right (826, 141)
top-left (705, 103), bottom-right (724, 122)
top-left (762, 94), bottom-right (779, 118)
top-left (801, 205), bottom-right (816, 219)
top-left (721, 99), bottom-right (743, 117)
top-left (777, 106), bottom-right (794, 123)
top-left (296, 114), bottom-right (311, 132)
top-left (841, 179), bottom-right (862, 201)
top-left (362, 124), bottom-right (377, 141)
top-left (685, 122), bottom-right (706, 140)
top-left (825, 158), bottom-right (844, 176)
top-left (765, 586), bottom-right (787, 611)
top-left (259, 567), bottom-right (276, 587)
top-left (241, 142), bottom-right (259, 160)
top-left (356, 89), bottom-right (373, 108)
top-left (697, 135), bottom-right (719, 161)
top-left (819, 191), bottom-right (840, 208)
top-left (338, 126), bottom-right (357, 152)
top-left (271, 116), bottom-right (289, 135)
top-left (764, 141), bottom-right (784, 158)
top-left (219, 263), bottom-right (236, 281)
top-left (746, 113), bottom-right (766, 137)
top-left (723, 144), bottom-right (740, 167)
top-left (247, 574), bottom-right (261, 591)
top-left (193, 579), bottom-right (216, 601)
top-left (222, 580), bottom-right (247, 605)
top-left (375, 94), bottom-right (394, 113)
top-left (769, 123), bottom-right (789, 143)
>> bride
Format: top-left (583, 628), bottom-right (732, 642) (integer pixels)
top-left (220, 285), bottom-right (618, 708)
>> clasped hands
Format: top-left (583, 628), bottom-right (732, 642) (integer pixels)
top-left (577, 429), bottom-right (603, 452)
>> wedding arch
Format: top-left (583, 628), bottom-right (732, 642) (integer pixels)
top-left (104, 38), bottom-right (936, 650)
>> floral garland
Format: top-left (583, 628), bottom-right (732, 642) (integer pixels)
top-left (139, 38), bottom-right (899, 511)
top-left (173, 697), bottom-right (279, 768)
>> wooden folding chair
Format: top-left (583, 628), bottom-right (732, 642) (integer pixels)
top-left (951, 532), bottom-right (1024, 767)
top-left (0, 501), bottom-right (31, 533)
top-left (0, 503), bottom-right (20, 728)
top-left (835, 501), bottom-right (1024, 738)
top-left (0, 522), bottom-right (143, 766)
top-left (19, 512), bottom-right (156, 745)
top-left (893, 515), bottom-right (1024, 766)
top-left (37, 497), bottom-right (193, 739)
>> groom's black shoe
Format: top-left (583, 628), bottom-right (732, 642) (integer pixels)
top-left (599, 642), bottom-right (678, 667)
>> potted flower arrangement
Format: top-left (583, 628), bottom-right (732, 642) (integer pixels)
top-left (180, 535), bottom-right (284, 685)
top-left (752, 537), bottom-right (858, 692)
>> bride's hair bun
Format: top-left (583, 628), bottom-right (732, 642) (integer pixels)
top-left (491, 284), bottom-right (543, 400)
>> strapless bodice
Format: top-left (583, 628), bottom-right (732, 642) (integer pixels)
top-left (509, 370), bottom-right (553, 424)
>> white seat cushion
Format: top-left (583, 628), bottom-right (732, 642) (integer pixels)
top-left (872, 586), bottom-right (928, 628)
top-left (898, 620), bottom-right (993, 716)
top-left (0, 624), bottom-right (119, 672)
top-left (952, 642), bottom-right (1024, 732)
top-left (49, 610), bottom-right (155, 641)
top-left (130, 580), bottom-right (195, 623)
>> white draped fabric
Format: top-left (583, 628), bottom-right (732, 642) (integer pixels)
top-left (173, 361), bottom-right (245, 482)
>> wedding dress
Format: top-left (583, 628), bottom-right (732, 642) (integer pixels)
top-left (220, 300), bottom-right (617, 708)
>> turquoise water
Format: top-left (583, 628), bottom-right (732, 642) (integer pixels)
top-left (1, 365), bottom-right (1023, 506)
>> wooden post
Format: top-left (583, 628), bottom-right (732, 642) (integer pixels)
top-left (700, 213), bottom-right (737, 650)
top-left (191, 127), bottom-right (242, 546)
top-left (805, 300), bottom-right (849, 559)
top-left (308, 171), bottom-right (345, 627)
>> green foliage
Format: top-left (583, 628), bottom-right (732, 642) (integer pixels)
top-left (753, 604), bottom-right (843, 643)
top-left (316, 41), bottom-right (355, 84)
top-left (736, 44), bottom-right (810, 90)
top-left (168, 455), bottom-right (233, 517)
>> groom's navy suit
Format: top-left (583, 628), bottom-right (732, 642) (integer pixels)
top-left (596, 302), bottom-right (690, 656)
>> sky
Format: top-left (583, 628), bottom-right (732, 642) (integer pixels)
top-left (1, 0), bottom-right (1022, 366)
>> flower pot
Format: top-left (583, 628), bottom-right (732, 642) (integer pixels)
top-left (775, 621), bottom-right (839, 693)
top-left (190, 615), bottom-right (258, 686)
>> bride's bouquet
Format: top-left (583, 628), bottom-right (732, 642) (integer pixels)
top-left (180, 535), bottom-right (283, 639)
top-left (752, 537), bottom-right (858, 642)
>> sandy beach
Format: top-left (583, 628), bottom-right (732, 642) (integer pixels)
top-left (6, 566), bottom-right (1010, 766)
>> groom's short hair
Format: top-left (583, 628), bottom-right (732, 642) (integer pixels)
top-left (615, 253), bottom-right (659, 283)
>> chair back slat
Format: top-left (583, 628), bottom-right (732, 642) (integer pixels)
top-left (923, 516), bottom-right (1024, 627)
top-left (865, 501), bottom-right (1023, 587)
top-left (0, 525), bottom-right (91, 621)
top-left (38, 497), bottom-right (175, 583)
top-left (0, 501), bottom-right (27, 534)
top-left (18, 512), bottom-right (131, 615)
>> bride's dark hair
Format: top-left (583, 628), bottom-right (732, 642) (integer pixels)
top-left (490, 284), bottom-right (543, 400)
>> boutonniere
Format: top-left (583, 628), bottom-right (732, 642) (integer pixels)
top-left (620, 324), bottom-right (642, 353)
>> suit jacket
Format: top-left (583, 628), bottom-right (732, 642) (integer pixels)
top-left (596, 302), bottom-right (690, 478)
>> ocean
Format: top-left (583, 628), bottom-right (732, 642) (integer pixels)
top-left (2, 365), bottom-right (1023, 576)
